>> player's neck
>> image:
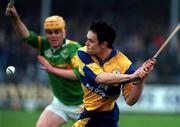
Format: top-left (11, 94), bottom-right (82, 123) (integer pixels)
top-left (97, 48), bottom-right (112, 61)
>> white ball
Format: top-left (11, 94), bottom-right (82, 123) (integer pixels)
top-left (6, 66), bottom-right (15, 76)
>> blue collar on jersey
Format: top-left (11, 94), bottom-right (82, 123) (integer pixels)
top-left (95, 49), bottom-right (117, 66)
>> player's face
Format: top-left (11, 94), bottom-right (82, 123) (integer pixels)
top-left (85, 31), bottom-right (102, 55)
top-left (45, 28), bottom-right (65, 48)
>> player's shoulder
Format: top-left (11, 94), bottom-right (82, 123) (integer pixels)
top-left (117, 51), bottom-right (127, 58)
top-left (77, 46), bottom-right (88, 56)
top-left (77, 46), bottom-right (93, 64)
top-left (116, 50), bottom-right (132, 64)
top-left (41, 36), bottom-right (47, 42)
top-left (65, 39), bottom-right (80, 45)
top-left (78, 46), bottom-right (87, 52)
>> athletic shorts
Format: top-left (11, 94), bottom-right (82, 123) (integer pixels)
top-left (45, 96), bottom-right (82, 122)
top-left (73, 103), bottom-right (119, 127)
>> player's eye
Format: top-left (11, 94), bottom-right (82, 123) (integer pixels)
top-left (87, 39), bottom-right (94, 43)
top-left (54, 30), bottom-right (61, 34)
top-left (46, 29), bottom-right (61, 35)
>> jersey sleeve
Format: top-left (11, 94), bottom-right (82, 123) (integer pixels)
top-left (67, 41), bottom-right (82, 79)
top-left (71, 55), bottom-right (81, 80)
top-left (122, 64), bottom-right (136, 100)
top-left (22, 31), bottom-right (43, 51)
top-left (68, 43), bottom-right (82, 67)
top-left (77, 49), bottom-right (104, 80)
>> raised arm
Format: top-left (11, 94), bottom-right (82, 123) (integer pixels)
top-left (5, 3), bottom-right (29, 38)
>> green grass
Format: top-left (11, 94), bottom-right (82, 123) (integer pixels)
top-left (0, 110), bottom-right (180, 127)
top-left (119, 113), bottom-right (180, 127)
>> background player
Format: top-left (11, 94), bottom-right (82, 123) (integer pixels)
top-left (73, 21), bottom-right (156, 127)
top-left (5, 3), bottom-right (83, 127)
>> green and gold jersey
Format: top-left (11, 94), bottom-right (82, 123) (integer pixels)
top-left (77, 46), bottom-right (135, 111)
top-left (23, 31), bottom-right (83, 105)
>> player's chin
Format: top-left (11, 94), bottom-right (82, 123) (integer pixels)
top-left (87, 50), bottom-right (95, 55)
top-left (50, 42), bottom-right (60, 48)
top-left (87, 49), bottom-right (96, 54)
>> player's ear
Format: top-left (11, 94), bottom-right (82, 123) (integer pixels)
top-left (100, 41), bottom-right (108, 49)
top-left (62, 28), bottom-right (66, 38)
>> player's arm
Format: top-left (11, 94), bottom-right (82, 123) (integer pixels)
top-left (78, 49), bottom-right (156, 85)
top-left (38, 55), bottom-right (78, 80)
top-left (5, 4), bottom-right (29, 38)
top-left (96, 59), bottom-right (156, 85)
top-left (78, 49), bottom-right (144, 85)
top-left (122, 59), bottom-right (156, 106)
top-left (122, 79), bottom-right (145, 106)
top-left (95, 72), bottom-right (137, 84)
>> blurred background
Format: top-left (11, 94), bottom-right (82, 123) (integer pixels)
top-left (0, 0), bottom-right (180, 127)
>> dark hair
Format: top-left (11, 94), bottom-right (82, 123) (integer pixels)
top-left (89, 21), bottom-right (116, 48)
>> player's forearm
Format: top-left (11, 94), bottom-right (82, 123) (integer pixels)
top-left (48, 67), bottom-right (78, 80)
top-left (95, 72), bottom-right (135, 85)
top-left (125, 80), bottom-right (145, 106)
top-left (11, 17), bottom-right (30, 38)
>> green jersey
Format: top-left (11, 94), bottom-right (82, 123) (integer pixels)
top-left (23, 31), bottom-right (83, 105)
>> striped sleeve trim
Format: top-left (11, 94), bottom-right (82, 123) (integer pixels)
top-left (125, 64), bottom-right (135, 74)
top-left (37, 36), bottom-right (42, 51)
top-left (77, 50), bottom-right (94, 64)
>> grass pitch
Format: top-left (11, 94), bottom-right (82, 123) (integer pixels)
top-left (0, 110), bottom-right (180, 127)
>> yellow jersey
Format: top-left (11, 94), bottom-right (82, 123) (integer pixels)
top-left (77, 46), bottom-right (135, 111)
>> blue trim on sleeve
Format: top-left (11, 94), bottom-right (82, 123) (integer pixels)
top-left (77, 50), bottom-right (94, 64)
top-left (83, 66), bottom-right (97, 80)
top-left (125, 64), bottom-right (135, 74)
